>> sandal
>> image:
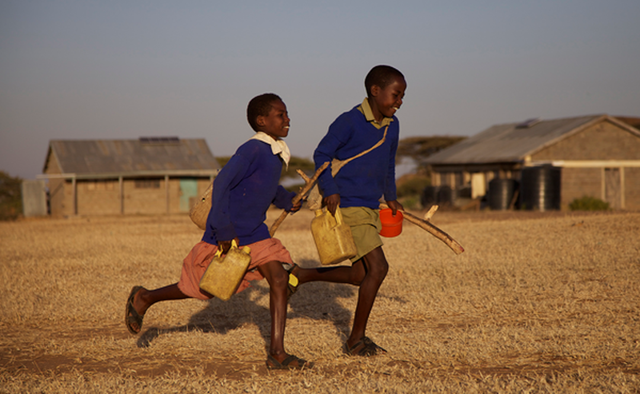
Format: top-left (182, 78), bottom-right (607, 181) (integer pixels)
top-left (343, 336), bottom-right (387, 357)
top-left (124, 286), bottom-right (145, 334)
top-left (282, 263), bottom-right (299, 299)
top-left (266, 353), bottom-right (313, 370)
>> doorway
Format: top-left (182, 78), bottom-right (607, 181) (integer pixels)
top-left (179, 179), bottom-right (198, 212)
top-left (604, 168), bottom-right (621, 209)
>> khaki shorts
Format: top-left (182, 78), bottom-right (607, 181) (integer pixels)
top-left (340, 207), bottom-right (383, 263)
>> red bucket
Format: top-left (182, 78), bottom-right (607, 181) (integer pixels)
top-left (379, 208), bottom-right (403, 237)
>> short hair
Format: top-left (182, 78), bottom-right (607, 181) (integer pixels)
top-left (364, 65), bottom-right (405, 97)
top-left (247, 93), bottom-right (282, 131)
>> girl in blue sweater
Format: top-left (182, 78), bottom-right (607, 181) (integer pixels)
top-left (124, 93), bottom-right (310, 370)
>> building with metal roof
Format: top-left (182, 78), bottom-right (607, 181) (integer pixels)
top-left (40, 138), bottom-right (220, 217)
top-left (424, 115), bottom-right (640, 211)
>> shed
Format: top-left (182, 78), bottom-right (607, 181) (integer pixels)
top-left (424, 115), bottom-right (640, 210)
top-left (40, 137), bottom-right (220, 217)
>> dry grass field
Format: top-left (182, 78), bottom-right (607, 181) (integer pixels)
top-left (1, 208), bottom-right (639, 393)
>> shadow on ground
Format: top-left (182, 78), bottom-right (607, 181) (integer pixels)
top-left (136, 258), bottom-right (397, 349)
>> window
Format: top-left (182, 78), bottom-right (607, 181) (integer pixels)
top-left (85, 180), bottom-right (115, 191)
top-left (134, 179), bottom-right (161, 189)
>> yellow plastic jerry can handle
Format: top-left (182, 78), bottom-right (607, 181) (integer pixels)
top-left (215, 239), bottom-right (239, 259)
top-left (333, 206), bottom-right (344, 226)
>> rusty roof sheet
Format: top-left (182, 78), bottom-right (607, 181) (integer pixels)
top-left (424, 115), bottom-right (604, 165)
top-left (45, 138), bottom-right (220, 175)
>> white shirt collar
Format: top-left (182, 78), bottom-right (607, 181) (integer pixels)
top-left (249, 132), bottom-right (291, 169)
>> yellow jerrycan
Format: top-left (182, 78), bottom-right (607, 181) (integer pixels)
top-left (199, 240), bottom-right (251, 301)
top-left (311, 206), bottom-right (357, 265)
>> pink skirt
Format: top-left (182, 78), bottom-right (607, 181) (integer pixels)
top-left (177, 238), bottom-right (293, 300)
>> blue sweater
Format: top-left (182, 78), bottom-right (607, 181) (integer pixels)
top-left (202, 139), bottom-right (295, 246)
top-left (314, 104), bottom-right (399, 209)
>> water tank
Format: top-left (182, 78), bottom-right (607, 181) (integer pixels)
top-left (520, 166), bottom-right (561, 211)
top-left (421, 186), bottom-right (439, 208)
top-left (488, 179), bottom-right (517, 210)
top-left (437, 185), bottom-right (453, 206)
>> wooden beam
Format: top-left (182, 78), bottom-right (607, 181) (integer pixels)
top-left (621, 167), bottom-right (626, 209)
top-left (72, 176), bottom-right (77, 215)
top-left (119, 176), bottom-right (124, 214)
top-left (165, 175), bottom-right (170, 214)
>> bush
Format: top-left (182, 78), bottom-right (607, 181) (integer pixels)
top-left (0, 171), bottom-right (23, 220)
top-left (396, 175), bottom-right (430, 198)
top-left (569, 195), bottom-right (610, 211)
top-left (399, 195), bottom-right (422, 210)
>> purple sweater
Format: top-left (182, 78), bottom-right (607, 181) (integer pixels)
top-left (202, 139), bottom-right (295, 246)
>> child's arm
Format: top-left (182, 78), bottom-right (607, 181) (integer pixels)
top-left (383, 125), bottom-right (403, 215)
top-left (315, 133), bottom-right (342, 215)
top-left (207, 154), bottom-right (251, 243)
top-left (314, 120), bottom-right (348, 199)
top-left (272, 185), bottom-right (297, 212)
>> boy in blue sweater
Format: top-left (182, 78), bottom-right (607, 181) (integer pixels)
top-left (124, 93), bottom-right (310, 370)
top-left (293, 65), bottom-right (406, 356)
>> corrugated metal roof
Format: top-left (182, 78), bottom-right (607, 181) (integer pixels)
top-left (44, 138), bottom-right (220, 175)
top-left (424, 115), bottom-right (603, 165)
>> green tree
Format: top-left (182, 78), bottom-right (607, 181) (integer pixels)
top-left (396, 136), bottom-right (466, 167)
top-left (0, 171), bottom-right (23, 220)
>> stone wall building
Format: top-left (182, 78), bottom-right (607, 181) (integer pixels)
top-left (41, 137), bottom-right (220, 217)
top-left (424, 115), bottom-right (640, 210)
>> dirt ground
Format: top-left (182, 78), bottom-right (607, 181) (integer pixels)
top-left (1, 208), bottom-right (639, 392)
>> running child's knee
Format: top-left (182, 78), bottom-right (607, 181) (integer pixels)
top-left (268, 267), bottom-right (290, 290)
top-left (350, 271), bottom-right (365, 286)
top-left (368, 259), bottom-right (389, 282)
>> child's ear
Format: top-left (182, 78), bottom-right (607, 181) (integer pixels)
top-left (370, 85), bottom-right (381, 97)
top-left (256, 116), bottom-right (266, 127)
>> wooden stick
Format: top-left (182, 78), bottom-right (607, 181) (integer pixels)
top-left (297, 170), bottom-right (311, 183)
top-left (424, 205), bottom-right (438, 221)
top-left (380, 203), bottom-right (464, 255)
top-left (269, 161), bottom-right (330, 236)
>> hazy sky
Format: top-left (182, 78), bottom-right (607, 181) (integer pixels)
top-left (2, 1), bottom-right (639, 180)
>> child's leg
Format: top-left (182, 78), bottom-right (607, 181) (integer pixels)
top-left (257, 260), bottom-right (308, 368)
top-left (126, 284), bottom-right (189, 333)
top-left (133, 284), bottom-right (188, 315)
top-left (290, 247), bottom-right (388, 350)
top-left (292, 262), bottom-right (366, 285)
top-left (348, 246), bottom-right (388, 346)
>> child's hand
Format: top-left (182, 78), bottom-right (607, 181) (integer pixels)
top-left (386, 200), bottom-right (404, 216)
top-left (218, 237), bottom-right (240, 254)
top-left (288, 199), bottom-right (303, 214)
top-left (324, 194), bottom-right (341, 216)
